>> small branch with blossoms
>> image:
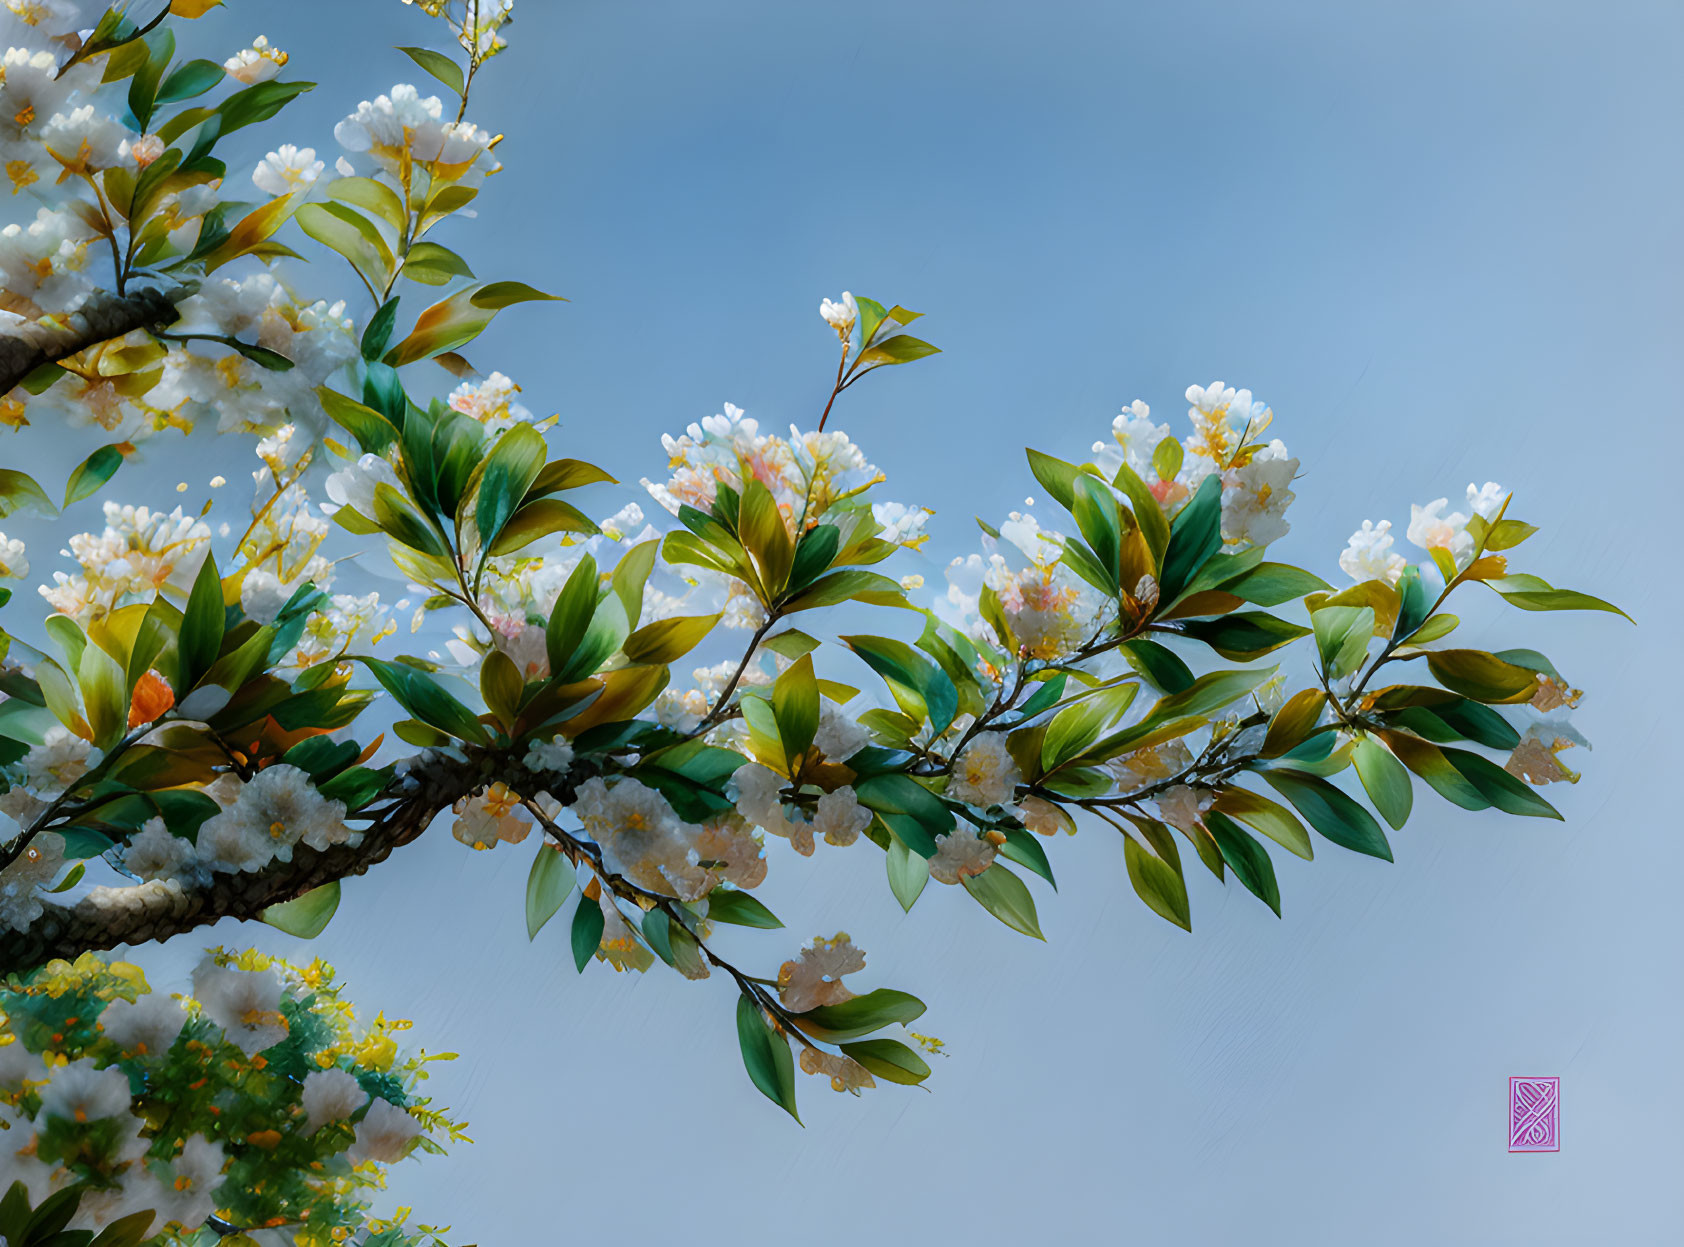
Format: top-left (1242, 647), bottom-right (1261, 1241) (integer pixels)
top-left (0, 0), bottom-right (1630, 1168)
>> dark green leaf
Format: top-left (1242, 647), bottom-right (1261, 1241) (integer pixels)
top-left (570, 894), bottom-right (604, 971)
top-left (736, 995), bottom-right (800, 1122)
top-left (63, 444), bottom-right (125, 507)
top-left (1260, 768), bottom-right (1392, 861)
top-left (1203, 811), bottom-right (1282, 916)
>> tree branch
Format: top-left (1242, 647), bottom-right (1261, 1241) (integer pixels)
top-left (0, 747), bottom-right (589, 975)
top-left (0, 286), bottom-right (185, 396)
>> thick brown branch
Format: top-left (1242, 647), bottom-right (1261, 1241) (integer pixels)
top-left (0, 287), bottom-right (184, 395)
top-left (0, 792), bottom-right (446, 975)
top-left (0, 747), bottom-right (588, 975)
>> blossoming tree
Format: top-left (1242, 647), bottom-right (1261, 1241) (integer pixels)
top-left (0, 0), bottom-right (1630, 1232)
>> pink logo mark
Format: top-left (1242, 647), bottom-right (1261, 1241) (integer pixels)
top-left (1509, 1076), bottom-right (1560, 1152)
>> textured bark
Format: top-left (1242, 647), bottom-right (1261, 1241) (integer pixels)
top-left (0, 793), bottom-right (447, 975)
top-left (0, 749), bottom-right (588, 976)
top-left (0, 286), bottom-right (183, 395)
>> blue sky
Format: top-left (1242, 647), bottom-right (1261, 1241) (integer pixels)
top-left (110, 1), bottom-right (1684, 1242)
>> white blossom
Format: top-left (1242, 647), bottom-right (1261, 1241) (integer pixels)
top-left (819, 291), bottom-right (857, 338)
top-left (1339, 519), bottom-right (1407, 585)
top-left (99, 992), bottom-right (186, 1057)
top-left (120, 816), bottom-right (198, 882)
top-left (301, 1066), bottom-right (369, 1134)
top-left (929, 827), bottom-right (996, 884)
top-left (38, 1059), bottom-right (132, 1122)
top-left (196, 764), bottom-right (354, 872)
top-left (251, 143), bottom-right (324, 195)
top-left (947, 734), bottom-right (1021, 807)
top-left (813, 704), bottom-right (870, 761)
top-left (191, 960), bottom-right (290, 1055)
top-left (810, 786), bottom-right (870, 847)
top-left (0, 831), bottom-right (63, 931)
top-left (347, 1097), bottom-right (423, 1164)
top-left (523, 738), bottom-right (575, 775)
top-left (223, 36), bottom-right (287, 84)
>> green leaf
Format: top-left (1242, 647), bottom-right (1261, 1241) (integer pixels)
top-left (855, 774), bottom-right (954, 838)
top-left (1179, 611), bottom-right (1311, 662)
top-left (215, 78), bottom-right (314, 136)
top-left (1124, 835), bottom-right (1192, 930)
top-left (178, 552), bottom-right (223, 689)
top-left (296, 200), bottom-right (393, 284)
top-left (360, 657), bottom-right (490, 744)
top-left (473, 424), bottom-right (548, 556)
top-left (736, 995), bottom-right (800, 1122)
top-left (1225, 561), bottom-right (1333, 607)
top-left (850, 333), bottom-right (939, 374)
top-left (372, 482), bottom-right (448, 556)
top-left (1443, 747), bottom-right (1562, 819)
top-left (1425, 649), bottom-right (1540, 704)
top-left (962, 863), bottom-right (1045, 939)
top-left (471, 281), bottom-right (565, 309)
top-left (1069, 473), bottom-right (1124, 590)
top-left (156, 57), bottom-right (224, 104)
top-left (843, 634), bottom-right (958, 735)
top-left (524, 845), bottom-right (574, 940)
top-left (1012, 671), bottom-right (1069, 720)
top-left (401, 239), bottom-right (476, 285)
top-left (1261, 768), bottom-right (1393, 861)
top-left (1042, 684), bottom-right (1137, 771)
top-left (787, 522), bottom-right (840, 591)
top-left (1152, 435), bottom-right (1184, 482)
top-left (545, 555), bottom-right (599, 676)
top-left (126, 26), bottom-right (173, 131)
top-left (63, 445), bottom-right (125, 507)
top-left (317, 387), bottom-right (400, 453)
top-left (327, 175), bottom-right (406, 230)
top-left (783, 569), bottom-right (907, 612)
top-left (854, 295), bottom-right (889, 349)
top-left (1312, 605), bottom-right (1375, 680)
top-left (794, 988), bottom-right (927, 1042)
top-left (0, 469), bottom-right (55, 519)
top-left (621, 613), bottom-right (721, 665)
top-left (361, 297), bottom-right (400, 361)
top-left (1025, 448), bottom-right (1083, 509)
top-left (1118, 639), bottom-right (1194, 693)
top-left (1203, 811), bottom-right (1282, 916)
top-left (570, 894), bottom-right (604, 971)
top-left (771, 653), bottom-right (820, 762)
top-left (385, 282), bottom-right (563, 367)
top-left (1112, 462), bottom-right (1170, 563)
top-left (704, 889), bottom-right (783, 928)
top-left (260, 881), bottom-right (341, 939)
top-left (1380, 731), bottom-right (1489, 811)
top-left (89, 1208), bottom-right (157, 1247)
top-left (1487, 577), bottom-right (1632, 621)
top-left (1352, 737), bottom-right (1413, 830)
top-left (1261, 689), bottom-right (1326, 757)
top-left (886, 835), bottom-right (929, 911)
top-left (1158, 474), bottom-right (1223, 601)
top-left (397, 44), bottom-right (465, 94)
top-left (1212, 787), bottom-right (1313, 859)
top-left (840, 1038), bottom-right (931, 1085)
top-left (487, 499), bottom-right (598, 558)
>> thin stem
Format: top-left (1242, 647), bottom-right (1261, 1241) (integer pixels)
top-left (815, 339), bottom-right (849, 432)
top-left (0, 725), bottom-right (151, 871)
top-left (693, 615), bottom-right (775, 733)
top-left (521, 799), bottom-right (822, 1052)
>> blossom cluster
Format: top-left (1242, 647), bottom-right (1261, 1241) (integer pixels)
top-left (0, 948), bottom-right (462, 1243)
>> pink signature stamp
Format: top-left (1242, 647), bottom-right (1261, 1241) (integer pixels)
top-left (1508, 1077), bottom-right (1560, 1152)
